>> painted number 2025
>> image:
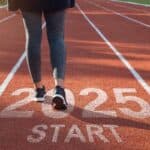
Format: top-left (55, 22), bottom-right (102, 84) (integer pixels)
top-left (0, 88), bottom-right (150, 119)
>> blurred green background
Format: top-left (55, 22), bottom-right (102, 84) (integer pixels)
top-left (0, 0), bottom-right (7, 6)
top-left (117, 0), bottom-right (150, 5)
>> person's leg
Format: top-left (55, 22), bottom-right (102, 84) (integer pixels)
top-left (44, 10), bottom-right (67, 109)
top-left (44, 10), bottom-right (66, 88)
top-left (22, 11), bottom-right (46, 101)
top-left (22, 11), bottom-right (43, 89)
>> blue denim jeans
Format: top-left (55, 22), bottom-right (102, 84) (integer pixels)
top-left (22, 10), bottom-right (66, 83)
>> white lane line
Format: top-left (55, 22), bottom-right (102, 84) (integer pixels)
top-left (0, 22), bottom-right (46, 96)
top-left (0, 14), bottom-right (16, 24)
top-left (76, 3), bottom-right (150, 95)
top-left (88, 1), bottom-right (150, 28)
top-left (108, 0), bottom-right (149, 13)
top-left (111, 0), bottom-right (150, 7)
top-left (0, 52), bottom-right (26, 96)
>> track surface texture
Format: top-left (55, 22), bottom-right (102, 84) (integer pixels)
top-left (0, 0), bottom-right (150, 150)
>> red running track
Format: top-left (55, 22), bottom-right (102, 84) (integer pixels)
top-left (0, 0), bottom-right (150, 149)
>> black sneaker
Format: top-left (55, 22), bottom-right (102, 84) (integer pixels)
top-left (52, 86), bottom-right (68, 110)
top-left (35, 86), bottom-right (46, 102)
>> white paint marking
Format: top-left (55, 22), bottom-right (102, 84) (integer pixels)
top-left (103, 125), bottom-right (123, 143)
top-left (86, 124), bottom-right (109, 143)
top-left (114, 88), bottom-right (150, 118)
top-left (80, 88), bottom-right (117, 118)
top-left (0, 14), bottom-right (16, 24)
top-left (0, 52), bottom-right (26, 96)
top-left (0, 88), bottom-right (35, 118)
top-left (111, 0), bottom-right (150, 7)
top-left (51, 124), bottom-right (65, 143)
top-left (42, 22), bottom-right (46, 29)
top-left (64, 125), bottom-right (86, 143)
top-left (76, 3), bottom-right (150, 95)
top-left (88, 1), bottom-right (150, 28)
top-left (0, 22), bottom-right (46, 96)
top-left (27, 124), bottom-right (48, 143)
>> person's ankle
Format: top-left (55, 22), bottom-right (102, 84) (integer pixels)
top-left (56, 85), bottom-right (64, 89)
top-left (54, 79), bottom-right (64, 88)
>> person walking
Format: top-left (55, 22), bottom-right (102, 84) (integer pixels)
top-left (7, 0), bottom-right (75, 110)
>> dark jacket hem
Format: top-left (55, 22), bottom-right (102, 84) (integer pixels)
top-left (8, 0), bottom-right (75, 12)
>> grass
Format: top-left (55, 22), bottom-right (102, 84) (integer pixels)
top-left (119, 0), bottom-right (150, 5)
top-left (0, 0), bottom-right (7, 6)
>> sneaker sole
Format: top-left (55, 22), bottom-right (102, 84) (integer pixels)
top-left (52, 95), bottom-right (67, 110)
top-left (34, 97), bottom-right (45, 102)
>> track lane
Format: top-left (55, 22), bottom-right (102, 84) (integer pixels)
top-left (82, 0), bottom-right (150, 88)
top-left (0, 14), bottom-right (16, 24)
top-left (0, 23), bottom-right (46, 96)
top-left (0, 1), bottom-right (150, 150)
top-left (0, 8), bottom-right (15, 20)
top-left (0, 15), bottom-right (25, 85)
top-left (93, 0), bottom-right (150, 27)
top-left (0, 7), bottom-right (127, 150)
